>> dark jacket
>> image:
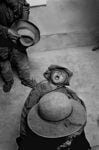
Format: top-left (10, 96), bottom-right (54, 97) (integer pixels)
top-left (0, 0), bottom-right (30, 40)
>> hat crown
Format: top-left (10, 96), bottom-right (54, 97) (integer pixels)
top-left (38, 92), bottom-right (73, 122)
top-left (18, 29), bottom-right (35, 47)
top-left (11, 19), bottom-right (40, 47)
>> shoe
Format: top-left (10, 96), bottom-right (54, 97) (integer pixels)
top-left (92, 46), bottom-right (99, 51)
top-left (21, 79), bottom-right (37, 89)
top-left (3, 80), bottom-right (14, 93)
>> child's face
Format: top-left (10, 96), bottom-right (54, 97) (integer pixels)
top-left (51, 69), bottom-right (68, 85)
top-left (43, 66), bottom-right (70, 86)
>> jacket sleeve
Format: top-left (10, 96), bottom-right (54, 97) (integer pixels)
top-left (0, 25), bottom-right (8, 39)
top-left (5, 0), bottom-right (30, 20)
top-left (19, 0), bottom-right (30, 20)
top-left (4, 0), bottom-right (18, 9)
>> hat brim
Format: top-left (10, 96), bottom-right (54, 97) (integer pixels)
top-left (27, 99), bottom-right (87, 138)
top-left (11, 19), bottom-right (40, 46)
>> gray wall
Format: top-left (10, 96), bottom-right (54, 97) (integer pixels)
top-left (29, 0), bottom-right (99, 35)
top-left (29, 0), bottom-right (99, 50)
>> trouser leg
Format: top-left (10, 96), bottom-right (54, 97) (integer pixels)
top-left (11, 49), bottom-right (36, 88)
top-left (0, 60), bottom-right (14, 92)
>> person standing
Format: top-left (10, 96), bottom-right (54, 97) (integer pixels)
top-left (0, 0), bottom-right (38, 92)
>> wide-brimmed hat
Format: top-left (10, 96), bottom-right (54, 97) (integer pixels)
top-left (27, 91), bottom-right (87, 138)
top-left (11, 19), bottom-right (40, 47)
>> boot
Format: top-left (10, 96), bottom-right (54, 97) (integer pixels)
top-left (92, 46), bottom-right (99, 51)
top-left (3, 80), bottom-right (14, 92)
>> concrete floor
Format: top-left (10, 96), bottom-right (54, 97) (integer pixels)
top-left (0, 46), bottom-right (99, 150)
top-left (0, 0), bottom-right (99, 149)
